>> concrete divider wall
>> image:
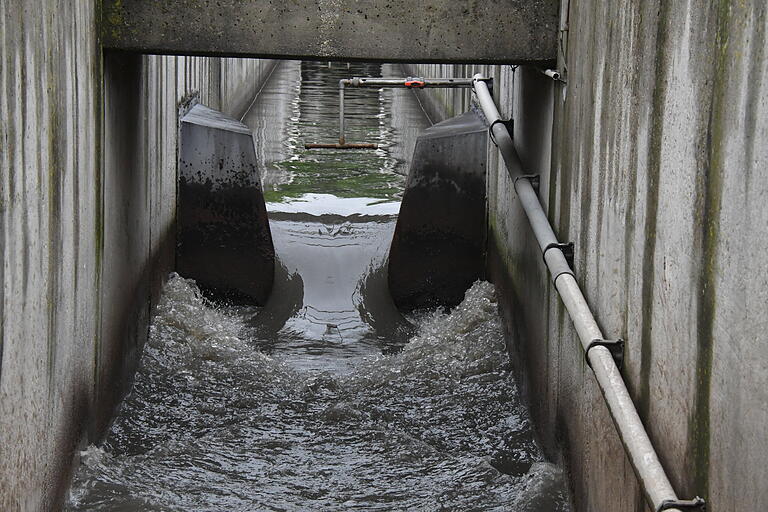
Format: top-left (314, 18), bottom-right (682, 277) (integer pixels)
top-left (405, 1), bottom-right (768, 509)
top-left (0, 3), bottom-right (276, 509)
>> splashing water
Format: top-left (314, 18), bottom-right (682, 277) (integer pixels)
top-left (66, 276), bottom-right (568, 511)
top-left (66, 60), bottom-right (569, 511)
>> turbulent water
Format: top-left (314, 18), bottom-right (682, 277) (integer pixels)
top-left (68, 277), bottom-right (567, 511)
top-left (66, 61), bottom-right (570, 511)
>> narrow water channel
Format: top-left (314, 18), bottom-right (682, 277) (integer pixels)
top-left (66, 61), bottom-right (569, 511)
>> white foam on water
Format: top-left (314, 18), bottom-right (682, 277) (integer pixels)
top-left (267, 193), bottom-right (401, 217)
top-left (66, 276), bottom-right (569, 511)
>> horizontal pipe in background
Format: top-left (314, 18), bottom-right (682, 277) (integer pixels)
top-left (471, 74), bottom-right (695, 512)
top-left (311, 77), bottom-right (494, 148)
top-left (341, 77), bottom-right (490, 88)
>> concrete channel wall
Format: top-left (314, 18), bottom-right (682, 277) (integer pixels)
top-left (404, 1), bottom-right (768, 510)
top-left (0, 3), bottom-right (276, 509)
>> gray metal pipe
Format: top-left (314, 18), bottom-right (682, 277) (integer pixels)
top-left (309, 77), bottom-right (492, 150)
top-left (338, 77), bottom-right (486, 144)
top-left (338, 80), bottom-right (346, 145)
top-left (539, 68), bottom-right (562, 81)
top-left (515, 179), bottom-right (559, 251)
top-left (471, 74), bottom-right (698, 512)
top-left (341, 77), bottom-right (489, 88)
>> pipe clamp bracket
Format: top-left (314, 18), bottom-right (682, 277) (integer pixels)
top-left (543, 242), bottom-right (574, 269)
top-left (585, 338), bottom-right (625, 370)
top-left (656, 497), bottom-right (706, 512)
top-left (515, 174), bottom-right (540, 192)
top-left (489, 119), bottom-right (514, 146)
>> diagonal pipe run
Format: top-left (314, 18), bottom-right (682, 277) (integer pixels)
top-left (471, 74), bottom-right (704, 512)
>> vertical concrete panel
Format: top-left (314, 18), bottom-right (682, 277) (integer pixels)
top-left (0, 2), bottom-right (100, 509)
top-left (526, 0), bottom-right (768, 510)
top-left (220, 57), bottom-right (278, 120)
top-left (707, 2), bottom-right (768, 509)
top-left (99, 53), bottom-right (149, 437)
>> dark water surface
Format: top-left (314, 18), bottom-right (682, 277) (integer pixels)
top-left (66, 61), bottom-right (569, 511)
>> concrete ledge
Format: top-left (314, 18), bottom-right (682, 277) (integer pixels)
top-left (102, 0), bottom-right (558, 63)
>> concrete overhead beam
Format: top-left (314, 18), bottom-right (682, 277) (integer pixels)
top-left (101, 0), bottom-right (558, 63)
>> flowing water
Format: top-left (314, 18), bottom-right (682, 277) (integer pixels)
top-left (66, 61), bottom-right (570, 511)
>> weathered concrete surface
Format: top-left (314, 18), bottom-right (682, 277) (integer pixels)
top-left (0, 4), bottom-right (102, 509)
top-left (178, 104), bottom-right (274, 304)
top-left (389, 112), bottom-right (488, 311)
top-left (406, 1), bottom-right (768, 509)
top-left (0, 2), bottom-right (278, 507)
top-left (101, 0), bottom-right (558, 64)
top-left (220, 58), bottom-right (278, 120)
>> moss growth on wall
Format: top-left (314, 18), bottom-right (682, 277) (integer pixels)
top-left (103, 0), bottom-right (133, 42)
top-left (689, 0), bottom-right (732, 500)
top-left (638, 0), bottom-right (672, 424)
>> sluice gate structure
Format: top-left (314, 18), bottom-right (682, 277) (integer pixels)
top-left (2, 1), bottom-right (767, 511)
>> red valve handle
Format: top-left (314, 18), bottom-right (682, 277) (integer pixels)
top-left (404, 78), bottom-right (426, 88)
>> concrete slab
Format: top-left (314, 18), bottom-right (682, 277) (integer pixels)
top-left (101, 0), bottom-right (558, 64)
